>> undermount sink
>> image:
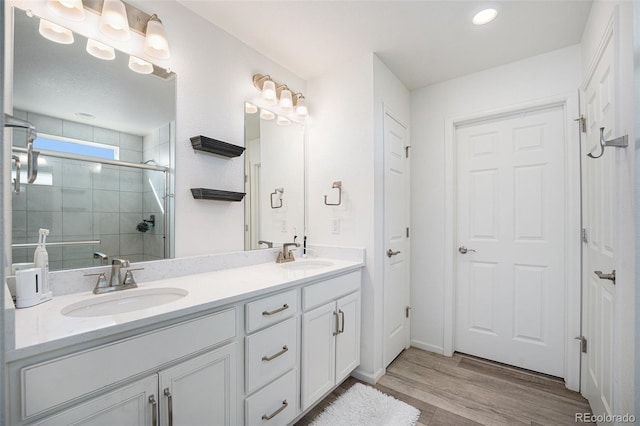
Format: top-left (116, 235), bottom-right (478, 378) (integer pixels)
top-left (61, 288), bottom-right (189, 318)
top-left (279, 260), bottom-right (335, 270)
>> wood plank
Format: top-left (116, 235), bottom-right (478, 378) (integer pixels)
top-left (295, 348), bottom-right (592, 426)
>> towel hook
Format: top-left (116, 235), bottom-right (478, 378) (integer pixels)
top-left (324, 181), bottom-right (342, 206)
top-left (588, 127), bottom-right (628, 159)
top-left (270, 187), bottom-right (284, 209)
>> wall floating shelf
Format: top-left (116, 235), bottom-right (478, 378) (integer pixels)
top-left (190, 135), bottom-right (245, 158)
top-left (191, 188), bottom-right (246, 202)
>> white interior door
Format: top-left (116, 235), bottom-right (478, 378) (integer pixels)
top-left (455, 106), bottom-right (566, 377)
top-left (383, 110), bottom-right (410, 368)
top-left (581, 27), bottom-right (617, 419)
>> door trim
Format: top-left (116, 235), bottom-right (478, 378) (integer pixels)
top-left (443, 95), bottom-right (581, 390)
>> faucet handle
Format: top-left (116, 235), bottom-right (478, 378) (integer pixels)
top-left (123, 268), bottom-right (144, 286)
top-left (85, 272), bottom-right (108, 293)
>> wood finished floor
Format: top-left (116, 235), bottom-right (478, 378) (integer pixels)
top-left (295, 348), bottom-right (592, 426)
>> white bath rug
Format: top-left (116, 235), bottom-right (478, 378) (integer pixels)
top-left (310, 382), bottom-right (420, 426)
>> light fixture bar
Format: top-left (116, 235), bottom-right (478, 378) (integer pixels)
top-left (83, 0), bottom-right (152, 36)
top-left (252, 73), bottom-right (307, 109)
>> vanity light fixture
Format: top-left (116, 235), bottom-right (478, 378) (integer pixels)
top-left (245, 102), bottom-right (258, 114)
top-left (144, 14), bottom-right (170, 59)
top-left (277, 115), bottom-right (291, 126)
top-left (279, 87), bottom-right (293, 112)
top-left (252, 73), bottom-right (309, 118)
top-left (46, 0), bottom-right (85, 21)
top-left (472, 8), bottom-right (498, 25)
top-left (260, 109), bottom-right (276, 120)
top-left (38, 19), bottom-right (74, 44)
top-left (128, 55), bottom-right (153, 74)
top-left (86, 39), bottom-right (116, 60)
top-left (99, 0), bottom-right (131, 41)
top-left (294, 94), bottom-right (309, 118)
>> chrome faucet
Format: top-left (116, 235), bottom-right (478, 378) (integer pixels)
top-left (258, 240), bottom-right (274, 248)
top-left (277, 242), bottom-right (300, 263)
top-left (86, 258), bottom-right (139, 294)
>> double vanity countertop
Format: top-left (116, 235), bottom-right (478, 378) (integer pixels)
top-left (6, 256), bottom-right (364, 361)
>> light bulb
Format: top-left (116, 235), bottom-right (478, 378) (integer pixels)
top-left (144, 15), bottom-right (170, 59)
top-left (279, 88), bottom-right (293, 112)
top-left (99, 0), bottom-right (130, 41)
top-left (38, 19), bottom-right (74, 44)
top-left (295, 96), bottom-right (309, 118)
top-left (260, 109), bottom-right (275, 120)
top-left (277, 116), bottom-right (291, 126)
top-left (46, 0), bottom-right (85, 21)
top-left (128, 56), bottom-right (153, 74)
top-left (262, 80), bottom-right (277, 105)
top-left (86, 39), bottom-right (115, 60)
top-left (245, 102), bottom-right (258, 114)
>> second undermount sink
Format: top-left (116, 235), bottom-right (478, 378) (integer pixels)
top-left (61, 287), bottom-right (189, 318)
top-left (279, 260), bottom-right (335, 270)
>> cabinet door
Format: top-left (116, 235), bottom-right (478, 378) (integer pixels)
top-left (33, 375), bottom-right (158, 426)
top-left (159, 342), bottom-right (237, 426)
top-left (335, 291), bottom-right (361, 382)
top-left (301, 301), bottom-right (336, 411)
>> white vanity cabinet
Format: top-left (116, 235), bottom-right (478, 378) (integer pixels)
top-left (300, 272), bottom-right (361, 411)
top-left (11, 308), bottom-right (238, 425)
top-left (32, 342), bottom-right (237, 426)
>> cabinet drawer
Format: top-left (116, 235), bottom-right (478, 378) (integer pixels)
top-left (21, 308), bottom-right (236, 420)
top-left (302, 271), bottom-right (361, 311)
top-left (246, 317), bottom-right (297, 394)
top-left (246, 289), bottom-right (297, 333)
top-left (245, 369), bottom-right (297, 426)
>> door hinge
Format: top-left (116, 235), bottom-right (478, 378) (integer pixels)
top-left (574, 336), bottom-right (587, 353)
top-left (581, 228), bottom-right (588, 243)
top-left (405, 146), bottom-right (411, 158)
top-left (406, 227), bottom-right (410, 238)
top-left (574, 115), bottom-right (586, 133)
top-left (405, 306), bottom-right (411, 318)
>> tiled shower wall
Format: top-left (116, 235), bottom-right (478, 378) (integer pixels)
top-left (11, 110), bottom-right (167, 270)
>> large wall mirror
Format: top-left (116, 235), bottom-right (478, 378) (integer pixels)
top-left (10, 8), bottom-right (176, 271)
top-left (244, 108), bottom-right (305, 250)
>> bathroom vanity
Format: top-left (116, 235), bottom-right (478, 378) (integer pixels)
top-left (4, 251), bottom-right (363, 425)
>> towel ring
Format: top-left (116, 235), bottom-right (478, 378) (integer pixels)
top-left (588, 127), bottom-right (629, 159)
top-left (324, 181), bottom-right (342, 206)
top-left (270, 188), bottom-right (284, 209)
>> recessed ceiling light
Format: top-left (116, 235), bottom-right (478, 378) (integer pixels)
top-left (472, 8), bottom-right (498, 25)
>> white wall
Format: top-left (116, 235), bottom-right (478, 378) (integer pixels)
top-left (410, 45), bottom-right (581, 353)
top-left (581, 1), bottom-right (635, 416)
top-left (307, 53), bottom-right (409, 382)
top-left (634, 1), bottom-right (640, 418)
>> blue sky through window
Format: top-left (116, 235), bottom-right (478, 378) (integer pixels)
top-left (34, 136), bottom-right (118, 160)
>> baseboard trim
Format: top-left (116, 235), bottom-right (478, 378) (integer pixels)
top-left (411, 340), bottom-right (445, 355)
top-left (351, 367), bottom-right (386, 384)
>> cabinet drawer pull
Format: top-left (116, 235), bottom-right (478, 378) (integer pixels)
top-left (339, 309), bottom-right (345, 334)
top-left (164, 388), bottom-right (173, 426)
top-left (333, 311), bottom-right (339, 336)
top-left (149, 395), bottom-right (157, 426)
top-left (262, 345), bottom-right (289, 362)
top-left (262, 304), bottom-right (289, 316)
top-left (261, 400), bottom-right (288, 420)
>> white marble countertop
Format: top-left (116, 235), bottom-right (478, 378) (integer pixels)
top-left (7, 257), bottom-right (363, 361)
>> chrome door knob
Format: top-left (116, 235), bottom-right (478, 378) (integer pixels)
top-left (458, 246), bottom-right (476, 254)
